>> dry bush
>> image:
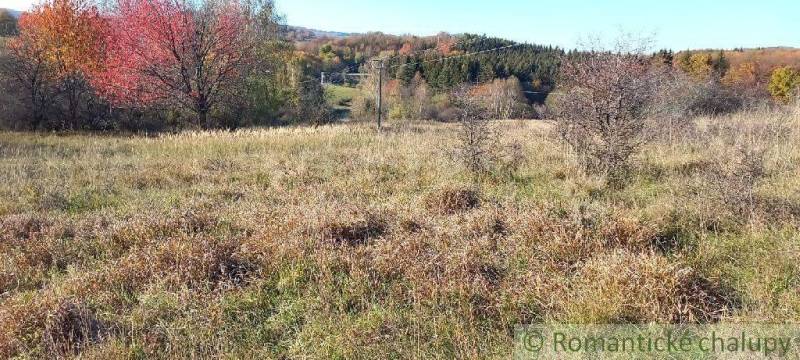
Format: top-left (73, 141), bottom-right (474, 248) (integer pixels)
top-left (646, 73), bottom-right (709, 142)
top-left (699, 114), bottom-right (790, 223)
top-left (554, 36), bottom-right (663, 187)
top-left (498, 140), bottom-right (527, 177)
top-left (450, 87), bottom-right (500, 181)
top-left (681, 80), bottom-right (744, 117)
top-left (448, 87), bottom-right (528, 181)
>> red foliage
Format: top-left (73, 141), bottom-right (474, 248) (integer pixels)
top-left (90, 0), bottom-right (255, 124)
top-left (398, 42), bottom-right (413, 56)
top-left (436, 34), bottom-right (456, 55)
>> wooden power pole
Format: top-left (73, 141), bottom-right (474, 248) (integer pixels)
top-left (372, 59), bottom-right (384, 130)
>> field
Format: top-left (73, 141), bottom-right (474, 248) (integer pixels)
top-left (1, 112), bottom-right (800, 358)
top-left (325, 84), bottom-right (360, 116)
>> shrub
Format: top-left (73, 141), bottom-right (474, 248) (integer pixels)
top-left (296, 81), bottom-right (333, 125)
top-left (700, 115), bottom-right (788, 224)
top-left (686, 80), bottom-right (744, 116)
top-left (554, 39), bottom-right (662, 187)
top-left (768, 66), bottom-right (800, 103)
top-left (451, 87), bottom-right (500, 180)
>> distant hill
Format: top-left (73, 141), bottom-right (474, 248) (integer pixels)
top-left (285, 26), bottom-right (355, 42)
top-left (0, 8), bottom-right (21, 18)
top-left (724, 47), bottom-right (800, 69)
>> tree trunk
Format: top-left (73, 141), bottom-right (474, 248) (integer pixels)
top-left (198, 108), bottom-right (209, 129)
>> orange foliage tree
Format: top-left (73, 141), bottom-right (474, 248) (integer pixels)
top-left (6, 0), bottom-right (107, 129)
top-left (723, 62), bottom-right (758, 88)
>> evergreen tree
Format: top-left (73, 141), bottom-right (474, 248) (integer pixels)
top-left (478, 61), bottom-right (495, 83)
top-left (396, 58), bottom-right (416, 86)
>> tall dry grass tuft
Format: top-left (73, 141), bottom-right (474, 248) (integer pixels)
top-left (43, 300), bottom-right (109, 358)
top-left (562, 251), bottom-right (734, 323)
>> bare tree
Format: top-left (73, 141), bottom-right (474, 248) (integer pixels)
top-left (1, 34), bottom-right (55, 129)
top-left (451, 86), bottom-right (499, 182)
top-left (554, 35), bottom-right (663, 187)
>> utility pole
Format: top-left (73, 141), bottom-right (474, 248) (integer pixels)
top-left (371, 59), bottom-right (384, 130)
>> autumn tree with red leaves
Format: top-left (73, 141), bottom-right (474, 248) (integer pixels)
top-left (91, 0), bottom-right (261, 127)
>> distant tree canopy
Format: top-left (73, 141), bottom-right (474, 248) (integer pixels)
top-left (391, 34), bottom-right (563, 95)
top-left (0, 9), bottom-right (17, 36)
top-left (299, 32), bottom-right (563, 100)
top-left (3, 1), bottom-right (800, 131)
top-left (4, 0), bottom-right (107, 130)
top-left (0, 0), bottom-right (333, 131)
top-left (675, 50), bottom-right (729, 80)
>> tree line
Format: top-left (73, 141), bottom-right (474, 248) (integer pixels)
top-left (1, 1), bottom-right (798, 131)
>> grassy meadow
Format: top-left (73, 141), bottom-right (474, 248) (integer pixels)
top-left (1, 111), bottom-right (800, 358)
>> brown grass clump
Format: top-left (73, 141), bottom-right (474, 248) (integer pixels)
top-left (516, 205), bottom-right (659, 269)
top-left (43, 300), bottom-right (108, 358)
top-left (599, 213), bottom-right (659, 250)
top-left (110, 233), bottom-right (258, 291)
top-left (320, 214), bottom-right (388, 247)
top-left (424, 185), bottom-right (481, 215)
top-left (562, 251), bottom-right (734, 324)
top-left (673, 275), bottom-right (736, 323)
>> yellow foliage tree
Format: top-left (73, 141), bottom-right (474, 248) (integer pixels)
top-left (688, 53), bottom-right (713, 80)
top-left (768, 66), bottom-right (799, 103)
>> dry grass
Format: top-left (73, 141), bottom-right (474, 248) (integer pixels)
top-left (0, 112), bottom-right (799, 358)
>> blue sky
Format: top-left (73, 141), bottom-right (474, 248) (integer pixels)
top-left (275, 0), bottom-right (799, 50)
top-left (4, 0), bottom-right (798, 50)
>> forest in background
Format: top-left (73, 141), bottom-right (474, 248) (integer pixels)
top-left (0, 5), bottom-right (799, 131)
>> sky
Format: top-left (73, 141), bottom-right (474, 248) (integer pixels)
top-left (3, 0), bottom-right (798, 50)
top-left (275, 0), bottom-right (800, 50)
